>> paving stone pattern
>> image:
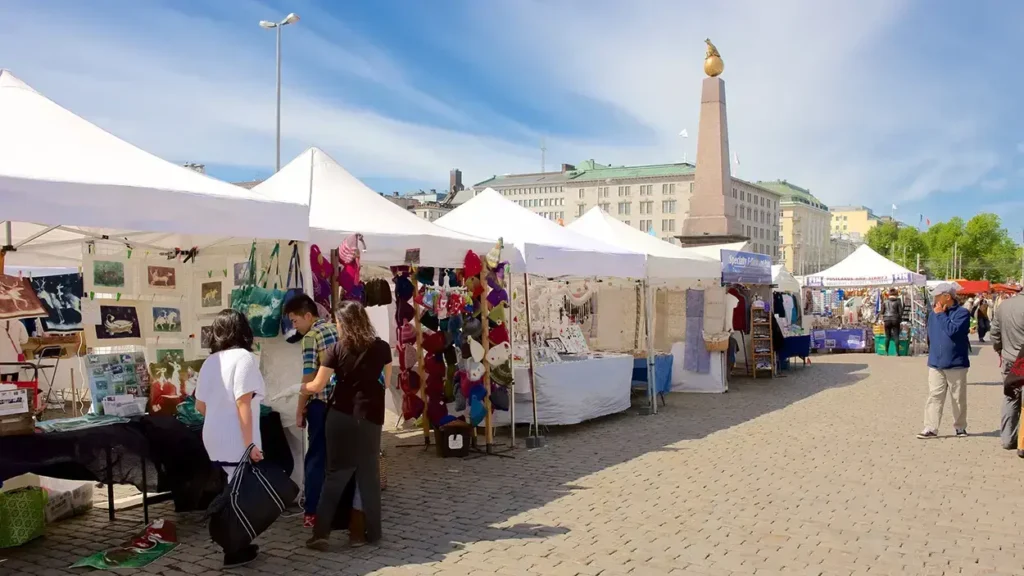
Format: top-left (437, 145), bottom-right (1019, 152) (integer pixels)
top-left (2, 344), bottom-right (1020, 575)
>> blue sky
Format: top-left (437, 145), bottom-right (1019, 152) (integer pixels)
top-left (2, 0), bottom-right (1023, 233)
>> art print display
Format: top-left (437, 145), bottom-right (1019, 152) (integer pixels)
top-left (85, 351), bottom-right (149, 413)
top-left (148, 356), bottom-right (203, 413)
top-left (0, 274), bottom-right (48, 321)
top-left (559, 324), bottom-right (590, 355)
top-left (232, 260), bottom-right (252, 287)
top-left (83, 255), bottom-right (136, 294)
top-left (30, 273), bottom-right (83, 332)
top-left (150, 306), bottom-right (182, 334)
top-left (84, 300), bottom-right (147, 347)
top-left (154, 348), bottom-right (185, 365)
top-left (545, 338), bottom-right (568, 354)
top-left (139, 260), bottom-right (184, 297)
top-left (197, 278), bottom-right (227, 314)
top-left (195, 319), bottom-right (215, 355)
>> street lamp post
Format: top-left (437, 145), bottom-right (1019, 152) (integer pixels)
top-left (259, 13), bottom-right (300, 172)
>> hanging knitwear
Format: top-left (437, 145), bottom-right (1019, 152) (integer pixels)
top-left (683, 289), bottom-right (711, 374)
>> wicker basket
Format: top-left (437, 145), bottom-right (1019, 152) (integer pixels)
top-left (703, 331), bottom-right (732, 353)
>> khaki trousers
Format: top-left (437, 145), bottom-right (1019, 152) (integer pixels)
top-left (924, 367), bottom-right (968, 432)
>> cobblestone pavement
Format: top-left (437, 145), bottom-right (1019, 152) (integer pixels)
top-left (3, 343), bottom-right (1020, 575)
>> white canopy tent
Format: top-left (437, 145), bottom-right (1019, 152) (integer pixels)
top-left (0, 70), bottom-right (308, 267)
top-left (677, 241), bottom-right (750, 262)
top-left (435, 189), bottom-right (646, 279)
top-left (253, 148), bottom-right (501, 268)
top-left (772, 265), bottom-right (801, 295)
top-left (567, 208), bottom-right (721, 280)
top-left (804, 245), bottom-right (926, 287)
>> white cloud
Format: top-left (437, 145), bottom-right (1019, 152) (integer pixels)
top-left (0, 0), bottom-right (1014, 205)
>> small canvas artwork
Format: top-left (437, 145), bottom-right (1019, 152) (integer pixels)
top-left (233, 262), bottom-right (252, 287)
top-left (155, 349), bottom-right (185, 365)
top-left (201, 281), bottom-right (223, 309)
top-left (545, 338), bottom-right (568, 354)
top-left (95, 305), bottom-right (142, 340)
top-left (0, 274), bottom-right (48, 321)
top-left (151, 307), bottom-right (182, 333)
top-left (31, 273), bottom-right (84, 332)
top-left (85, 352), bottom-right (151, 413)
top-left (93, 261), bottom-right (126, 289)
top-left (147, 265), bottom-right (177, 289)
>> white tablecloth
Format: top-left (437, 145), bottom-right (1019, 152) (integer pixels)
top-left (492, 354), bottom-right (634, 426)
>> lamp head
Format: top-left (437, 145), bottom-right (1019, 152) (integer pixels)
top-left (259, 20), bottom-right (277, 29)
top-left (282, 13), bottom-right (300, 25)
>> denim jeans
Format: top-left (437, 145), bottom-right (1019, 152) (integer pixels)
top-left (303, 399), bottom-right (328, 514)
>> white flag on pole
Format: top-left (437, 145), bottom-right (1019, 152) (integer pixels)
top-left (679, 129), bottom-right (688, 138)
top-left (892, 203), bottom-right (898, 210)
top-left (733, 152), bottom-right (740, 165)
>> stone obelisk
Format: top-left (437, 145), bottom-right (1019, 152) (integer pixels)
top-left (679, 39), bottom-right (745, 245)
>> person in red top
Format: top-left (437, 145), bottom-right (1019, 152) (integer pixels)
top-left (299, 301), bottom-right (391, 550)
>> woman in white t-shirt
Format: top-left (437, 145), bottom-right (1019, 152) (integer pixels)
top-left (194, 309), bottom-right (266, 568)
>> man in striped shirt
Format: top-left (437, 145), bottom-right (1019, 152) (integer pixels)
top-left (285, 294), bottom-right (338, 528)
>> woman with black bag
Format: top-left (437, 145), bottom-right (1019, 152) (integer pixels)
top-left (300, 300), bottom-right (391, 550)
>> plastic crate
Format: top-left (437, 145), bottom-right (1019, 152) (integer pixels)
top-left (875, 339), bottom-right (910, 356)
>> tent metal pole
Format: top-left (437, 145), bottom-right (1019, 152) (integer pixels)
top-left (13, 225), bottom-right (61, 249)
top-left (644, 279), bottom-right (657, 415)
top-left (523, 273), bottom-right (544, 447)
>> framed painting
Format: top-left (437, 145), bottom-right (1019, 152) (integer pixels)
top-left (194, 317), bottom-right (215, 356)
top-left (30, 273), bottom-right (84, 332)
top-left (140, 260), bottom-right (184, 297)
top-left (0, 274), bottom-right (48, 321)
top-left (229, 257), bottom-right (254, 288)
top-left (84, 299), bottom-right (148, 347)
top-left (196, 277), bottom-right (228, 315)
top-left (83, 255), bottom-right (135, 295)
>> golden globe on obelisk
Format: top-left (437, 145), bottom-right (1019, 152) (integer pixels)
top-left (679, 39), bottom-right (745, 245)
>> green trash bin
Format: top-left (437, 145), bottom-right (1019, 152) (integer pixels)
top-left (875, 338), bottom-right (910, 356)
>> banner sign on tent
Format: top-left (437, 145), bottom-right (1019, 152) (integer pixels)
top-left (806, 274), bottom-right (909, 287)
top-left (721, 250), bottom-right (772, 284)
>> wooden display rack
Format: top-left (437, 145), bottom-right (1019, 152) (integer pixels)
top-left (750, 299), bottom-right (775, 378)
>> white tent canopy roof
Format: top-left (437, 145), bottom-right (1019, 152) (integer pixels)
top-left (804, 244), bottom-right (925, 287)
top-left (0, 69), bottom-right (308, 260)
top-left (253, 147), bottom-right (501, 267)
top-left (435, 189), bottom-right (646, 278)
top-left (568, 208), bottom-right (720, 280)
top-left (772, 265), bottom-right (801, 294)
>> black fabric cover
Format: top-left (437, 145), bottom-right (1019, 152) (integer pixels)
top-left (207, 448), bottom-right (299, 552)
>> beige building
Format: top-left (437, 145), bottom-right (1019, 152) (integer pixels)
top-left (758, 180), bottom-right (831, 275)
top-left (830, 205), bottom-right (879, 242)
top-left (467, 160), bottom-right (781, 258)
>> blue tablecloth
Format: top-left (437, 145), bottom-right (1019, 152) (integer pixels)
top-left (811, 329), bottom-right (870, 351)
top-left (632, 355), bottom-right (674, 394)
top-left (779, 334), bottom-right (812, 361)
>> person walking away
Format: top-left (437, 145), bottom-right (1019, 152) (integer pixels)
top-left (194, 309), bottom-right (266, 568)
top-left (918, 290), bottom-right (971, 439)
top-left (882, 288), bottom-right (905, 356)
top-left (991, 292), bottom-right (1024, 452)
top-left (976, 296), bottom-right (991, 343)
top-left (1, 320), bottom-right (28, 382)
top-left (301, 301), bottom-right (392, 550)
top-left (283, 294), bottom-right (339, 529)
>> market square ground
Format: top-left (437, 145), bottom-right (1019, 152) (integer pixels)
top-left (3, 344), bottom-right (1021, 576)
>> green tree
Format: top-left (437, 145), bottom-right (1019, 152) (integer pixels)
top-left (866, 222), bottom-right (928, 272)
top-left (865, 222), bottom-right (898, 256)
top-left (921, 214), bottom-right (1020, 281)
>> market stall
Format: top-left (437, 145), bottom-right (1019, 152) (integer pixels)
top-left (803, 245), bottom-right (926, 355)
top-left (436, 190), bottom-right (647, 434)
top-left (720, 249), bottom-right (776, 379)
top-left (772, 265), bottom-right (810, 368)
top-left (253, 149), bottom-right (519, 464)
top-left (568, 208), bottom-right (723, 400)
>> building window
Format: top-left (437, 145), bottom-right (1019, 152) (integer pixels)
top-left (618, 185), bottom-right (631, 197)
top-left (624, 220), bottom-right (631, 226)
top-left (661, 219), bottom-right (676, 232)
top-left (599, 202), bottom-right (610, 212)
top-left (578, 188), bottom-right (585, 199)
top-left (639, 184), bottom-right (653, 196)
top-left (618, 202), bottom-right (631, 215)
top-left (577, 205), bottom-right (585, 217)
top-left (599, 186), bottom-right (610, 198)
top-left (746, 225), bottom-right (751, 236)
top-left (640, 219), bottom-right (652, 231)
top-left (746, 207), bottom-right (752, 219)
top-left (639, 201), bottom-right (654, 214)
top-left (662, 183), bottom-right (676, 195)
top-left (662, 199), bottom-right (677, 213)
top-left (732, 187), bottom-right (737, 198)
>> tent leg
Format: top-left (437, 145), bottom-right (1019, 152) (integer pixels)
top-left (523, 273), bottom-right (545, 449)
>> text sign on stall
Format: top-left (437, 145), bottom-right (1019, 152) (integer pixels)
top-left (720, 250), bottom-right (772, 284)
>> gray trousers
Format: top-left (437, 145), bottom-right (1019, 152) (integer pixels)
top-left (1001, 365), bottom-right (1020, 450)
top-left (313, 410), bottom-right (382, 541)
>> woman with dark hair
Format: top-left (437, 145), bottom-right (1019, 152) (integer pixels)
top-left (195, 309), bottom-right (266, 567)
top-left (301, 300), bottom-right (391, 550)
